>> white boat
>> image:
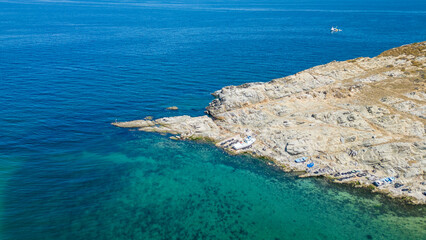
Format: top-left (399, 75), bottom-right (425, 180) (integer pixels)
top-left (233, 136), bottom-right (256, 150)
top-left (294, 157), bottom-right (308, 163)
top-left (330, 26), bottom-right (342, 33)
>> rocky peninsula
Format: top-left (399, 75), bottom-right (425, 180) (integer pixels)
top-left (113, 42), bottom-right (426, 204)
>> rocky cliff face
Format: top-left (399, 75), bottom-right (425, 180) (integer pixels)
top-left (113, 42), bottom-right (426, 204)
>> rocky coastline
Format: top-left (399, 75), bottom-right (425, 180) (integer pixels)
top-left (113, 42), bottom-right (426, 204)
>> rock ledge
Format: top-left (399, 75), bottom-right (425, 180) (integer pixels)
top-left (113, 42), bottom-right (426, 204)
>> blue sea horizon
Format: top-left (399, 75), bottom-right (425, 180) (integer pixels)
top-left (0, 0), bottom-right (425, 239)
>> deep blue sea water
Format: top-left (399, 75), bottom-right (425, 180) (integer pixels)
top-left (1, 0), bottom-right (425, 239)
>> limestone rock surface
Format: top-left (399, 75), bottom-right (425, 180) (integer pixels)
top-left (113, 42), bottom-right (426, 204)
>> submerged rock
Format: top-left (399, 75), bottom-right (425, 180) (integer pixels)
top-left (113, 42), bottom-right (426, 204)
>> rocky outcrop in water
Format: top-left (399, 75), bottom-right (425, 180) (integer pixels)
top-left (113, 42), bottom-right (426, 204)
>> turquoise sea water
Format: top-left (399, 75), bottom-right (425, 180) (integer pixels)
top-left (1, 0), bottom-right (425, 239)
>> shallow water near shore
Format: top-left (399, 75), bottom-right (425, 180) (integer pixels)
top-left (3, 134), bottom-right (426, 239)
top-left (1, 0), bottom-right (425, 239)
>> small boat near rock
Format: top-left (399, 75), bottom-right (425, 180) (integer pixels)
top-left (294, 157), bottom-right (308, 163)
top-left (373, 177), bottom-right (395, 187)
top-left (233, 136), bottom-right (256, 150)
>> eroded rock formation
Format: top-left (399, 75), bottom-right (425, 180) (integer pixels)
top-left (113, 42), bottom-right (426, 203)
